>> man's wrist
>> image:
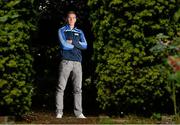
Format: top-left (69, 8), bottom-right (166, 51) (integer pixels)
top-left (67, 40), bottom-right (72, 44)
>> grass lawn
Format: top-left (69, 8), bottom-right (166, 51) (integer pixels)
top-left (0, 110), bottom-right (180, 124)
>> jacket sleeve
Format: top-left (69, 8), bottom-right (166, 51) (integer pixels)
top-left (72, 30), bottom-right (87, 50)
top-left (58, 28), bottom-right (74, 50)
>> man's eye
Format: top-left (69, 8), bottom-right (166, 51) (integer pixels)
top-left (68, 17), bottom-right (76, 19)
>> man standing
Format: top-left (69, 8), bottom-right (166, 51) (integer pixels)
top-left (56, 11), bottom-right (87, 118)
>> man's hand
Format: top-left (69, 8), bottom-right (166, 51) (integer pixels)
top-left (67, 40), bottom-right (72, 44)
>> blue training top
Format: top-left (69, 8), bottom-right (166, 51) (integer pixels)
top-left (58, 24), bottom-right (87, 62)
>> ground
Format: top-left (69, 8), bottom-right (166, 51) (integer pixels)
top-left (0, 110), bottom-right (180, 124)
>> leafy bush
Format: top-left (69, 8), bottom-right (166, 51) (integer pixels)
top-left (88, 0), bottom-right (180, 115)
top-left (0, 0), bottom-right (37, 116)
top-left (151, 33), bottom-right (180, 115)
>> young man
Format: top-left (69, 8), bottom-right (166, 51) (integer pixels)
top-left (56, 11), bottom-right (87, 118)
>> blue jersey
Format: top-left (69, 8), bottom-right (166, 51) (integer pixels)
top-left (58, 24), bottom-right (87, 62)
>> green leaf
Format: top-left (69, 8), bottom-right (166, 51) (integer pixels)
top-left (0, 15), bottom-right (8, 22)
top-left (0, 79), bottom-right (8, 88)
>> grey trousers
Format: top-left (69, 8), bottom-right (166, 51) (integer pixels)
top-left (56, 60), bottom-right (83, 116)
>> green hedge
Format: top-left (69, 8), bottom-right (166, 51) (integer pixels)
top-left (0, 0), bottom-right (36, 116)
top-left (88, 0), bottom-right (180, 115)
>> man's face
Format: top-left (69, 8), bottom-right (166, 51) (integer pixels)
top-left (67, 13), bottom-right (76, 26)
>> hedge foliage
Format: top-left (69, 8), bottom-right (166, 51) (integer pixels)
top-left (0, 0), bottom-right (36, 116)
top-left (88, 0), bottom-right (180, 115)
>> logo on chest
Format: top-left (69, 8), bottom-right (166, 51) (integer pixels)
top-left (74, 33), bottom-right (79, 36)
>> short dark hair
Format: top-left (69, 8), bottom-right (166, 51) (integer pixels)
top-left (67, 11), bottom-right (76, 18)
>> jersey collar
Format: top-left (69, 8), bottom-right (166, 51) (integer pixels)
top-left (66, 24), bottom-right (77, 30)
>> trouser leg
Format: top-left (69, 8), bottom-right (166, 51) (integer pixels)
top-left (56, 60), bottom-right (73, 114)
top-left (71, 62), bottom-right (83, 116)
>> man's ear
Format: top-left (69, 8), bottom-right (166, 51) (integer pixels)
top-left (66, 18), bottom-right (68, 23)
top-left (75, 16), bottom-right (78, 21)
top-left (63, 17), bottom-right (67, 23)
